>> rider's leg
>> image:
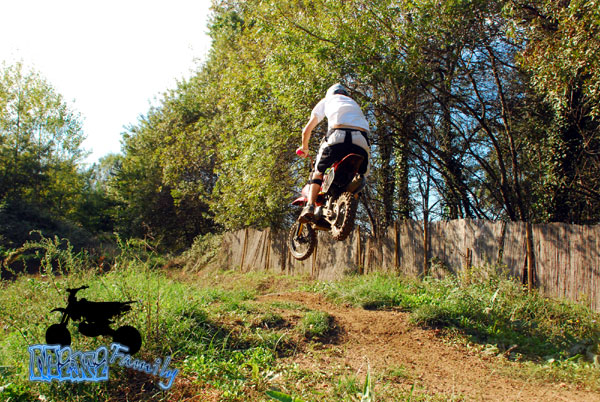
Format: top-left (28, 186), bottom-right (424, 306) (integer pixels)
top-left (308, 172), bottom-right (323, 205)
top-left (299, 140), bottom-right (328, 222)
top-left (300, 172), bottom-right (323, 222)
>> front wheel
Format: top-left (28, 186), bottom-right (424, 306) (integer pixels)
top-left (289, 221), bottom-right (317, 261)
top-left (46, 324), bottom-right (71, 347)
top-left (331, 192), bottom-right (358, 241)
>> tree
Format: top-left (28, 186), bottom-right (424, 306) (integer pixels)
top-left (112, 0), bottom-right (600, 248)
top-left (0, 62), bottom-right (85, 213)
top-left (506, 0), bottom-right (600, 223)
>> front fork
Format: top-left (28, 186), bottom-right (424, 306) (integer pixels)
top-left (51, 308), bottom-right (70, 326)
top-left (296, 221), bottom-right (305, 237)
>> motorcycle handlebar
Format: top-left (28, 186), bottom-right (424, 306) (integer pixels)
top-left (66, 285), bottom-right (89, 292)
top-left (296, 148), bottom-right (314, 167)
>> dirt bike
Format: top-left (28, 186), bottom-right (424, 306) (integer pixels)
top-left (289, 152), bottom-right (366, 260)
top-left (45, 285), bottom-right (142, 354)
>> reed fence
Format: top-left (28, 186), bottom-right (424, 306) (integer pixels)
top-left (218, 219), bottom-right (600, 311)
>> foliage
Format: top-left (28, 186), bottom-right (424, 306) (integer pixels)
top-left (116, 0), bottom-right (599, 239)
top-left (0, 62), bottom-right (118, 253)
top-left (505, 0), bottom-right (600, 223)
top-left (107, 72), bottom-right (220, 249)
top-left (0, 62), bottom-right (85, 211)
top-left (3, 0), bottom-right (600, 249)
top-left (181, 232), bottom-right (224, 271)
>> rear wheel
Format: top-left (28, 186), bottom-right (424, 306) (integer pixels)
top-left (331, 192), bottom-right (358, 241)
top-left (113, 325), bottom-right (142, 355)
top-left (289, 221), bottom-right (317, 260)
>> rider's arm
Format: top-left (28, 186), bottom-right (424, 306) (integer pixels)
top-left (301, 114), bottom-right (319, 154)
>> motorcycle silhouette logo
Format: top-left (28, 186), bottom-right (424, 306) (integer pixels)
top-left (45, 286), bottom-right (142, 354)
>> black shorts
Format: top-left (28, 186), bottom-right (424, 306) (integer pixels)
top-left (316, 142), bottom-right (369, 175)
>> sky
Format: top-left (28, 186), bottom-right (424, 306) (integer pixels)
top-left (0, 0), bottom-right (213, 164)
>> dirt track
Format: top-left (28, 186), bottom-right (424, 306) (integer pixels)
top-left (260, 291), bottom-right (600, 402)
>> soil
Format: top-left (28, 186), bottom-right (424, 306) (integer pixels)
top-left (259, 291), bottom-right (600, 402)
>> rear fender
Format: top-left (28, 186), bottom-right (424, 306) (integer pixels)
top-left (333, 153), bottom-right (364, 175)
top-left (346, 174), bottom-right (366, 194)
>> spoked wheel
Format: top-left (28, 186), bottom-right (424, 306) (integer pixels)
top-left (46, 323), bottom-right (71, 347)
top-left (113, 325), bottom-right (142, 355)
top-left (289, 220), bottom-right (317, 261)
top-left (331, 192), bottom-right (358, 241)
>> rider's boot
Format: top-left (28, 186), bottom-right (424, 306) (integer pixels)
top-left (299, 204), bottom-right (315, 223)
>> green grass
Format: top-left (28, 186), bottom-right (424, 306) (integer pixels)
top-left (0, 238), bottom-right (291, 401)
top-left (298, 311), bottom-right (333, 339)
top-left (2, 236), bottom-right (600, 401)
top-left (307, 268), bottom-right (600, 390)
top-left (308, 270), bottom-right (600, 360)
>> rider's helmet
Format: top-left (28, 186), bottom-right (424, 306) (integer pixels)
top-left (326, 83), bottom-right (348, 97)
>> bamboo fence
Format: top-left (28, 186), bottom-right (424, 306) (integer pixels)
top-left (217, 219), bottom-right (600, 311)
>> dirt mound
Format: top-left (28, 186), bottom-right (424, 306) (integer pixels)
top-left (260, 291), bottom-right (599, 402)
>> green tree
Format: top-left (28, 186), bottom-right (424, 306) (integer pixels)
top-left (506, 0), bottom-right (600, 223)
top-left (0, 62), bottom-right (85, 213)
top-left (109, 71), bottom-right (220, 248)
top-left (113, 0), bottom-right (600, 248)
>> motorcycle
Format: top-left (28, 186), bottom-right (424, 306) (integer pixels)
top-left (45, 285), bottom-right (142, 354)
top-left (289, 151), bottom-right (366, 260)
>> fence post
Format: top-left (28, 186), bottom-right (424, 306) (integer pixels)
top-left (280, 228), bottom-right (287, 273)
top-left (464, 247), bottom-right (472, 284)
top-left (265, 228), bottom-right (271, 271)
top-left (423, 219), bottom-right (430, 276)
top-left (497, 221), bottom-right (507, 265)
top-left (394, 221), bottom-right (400, 270)
top-left (311, 236), bottom-right (318, 278)
top-left (525, 222), bottom-right (536, 292)
top-left (240, 228), bottom-right (249, 272)
top-left (356, 226), bottom-right (363, 274)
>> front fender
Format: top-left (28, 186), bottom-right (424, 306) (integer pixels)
top-left (291, 196), bottom-right (307, 206)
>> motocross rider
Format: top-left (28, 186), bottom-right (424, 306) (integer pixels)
top-left (296, 83), bottom-right (371, 222)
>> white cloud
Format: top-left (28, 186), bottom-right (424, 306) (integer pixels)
top-left (0, 0), bottom-right (212, 164)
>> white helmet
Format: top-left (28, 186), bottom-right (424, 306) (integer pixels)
top-left (326, 83), bottom-right (348, 98)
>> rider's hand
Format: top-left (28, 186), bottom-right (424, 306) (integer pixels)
top-left (296, 146), bottom-right (308, 158)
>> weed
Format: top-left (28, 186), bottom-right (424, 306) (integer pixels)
top-left (182, 232), bottom-right (224, 272)
top-left (266, 389), bottom-right (307, 402)
top-left (299, 311), bottom-right (333, 339)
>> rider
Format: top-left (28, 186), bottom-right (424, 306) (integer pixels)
top-left (296, 83), bottom-right (371, 222)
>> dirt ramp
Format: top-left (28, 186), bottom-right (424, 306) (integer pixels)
top-left (260, 292), bottom-right (600, 402)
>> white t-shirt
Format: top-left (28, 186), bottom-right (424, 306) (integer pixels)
top-left (311, 94), bottom-right (370, 132)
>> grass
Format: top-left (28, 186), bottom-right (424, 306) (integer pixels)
top-left (298, 311), bottom-right (333, 339)
top-left (1, 235), bottom-right (599, 401)
top-left (307, 268), bottom-right (600, 390)
top-left (307, 270), bottom-right (600, 358)
top-left (0, 237), bottom-right (287, 401)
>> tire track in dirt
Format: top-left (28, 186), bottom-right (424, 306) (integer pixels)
top-left (260, 291), bottom-right (600, 402)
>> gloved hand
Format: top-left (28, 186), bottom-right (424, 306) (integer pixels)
top-left (296, 147), bottom-right (309, 158)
